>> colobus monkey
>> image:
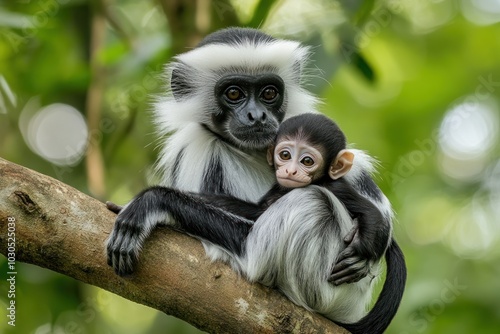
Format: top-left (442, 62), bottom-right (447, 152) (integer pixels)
top-left (107, 28), bottom-right (393, 286)
top-left (107, 113), bottom-right (406, 333)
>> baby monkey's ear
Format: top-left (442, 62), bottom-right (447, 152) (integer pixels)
top-left (329, 149), bottom-right (354, 180)
top-left (267, 145), bottom-right (275, 166)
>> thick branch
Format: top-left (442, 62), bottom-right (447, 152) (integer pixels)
top-left (0, 158), bottom-right (347, 334)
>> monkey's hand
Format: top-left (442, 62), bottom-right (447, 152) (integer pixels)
top-left (328, 225), bottom-right (371, 285)
top-left (106, 201), bottom-right (123, 214)
top-left (106, 197), bottom-right (155, 277)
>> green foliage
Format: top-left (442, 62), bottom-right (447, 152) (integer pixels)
top-left (1, 0), bottom-right (500, 333)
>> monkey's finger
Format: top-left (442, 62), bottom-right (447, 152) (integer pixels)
top-left (108, 218), bottom-right (132, 275)
top-left (330, 271), bottom-right (364, 286)
top-left (343, 227), bottom-right (358, 244)
top-left (106, 219), bottom-right (125, 267)
top-left (329, 259), bottom-right (366, 285)
top-left (117, 248), bottom-right (136, 277)
top-left (106, 201), bottom-right (123, 214)
top-left (106, 233), bottom-right (116, 267)
top-left (110, 235), bottom-right (125, 274)
top-left (331, 256), bottom-right (359, 274)
top-left (330, 254), bottom-right (364, 275)
top-left (115, 226), bottom-right (140, 276)
top-left (335, 246), bottom-right (356, 263)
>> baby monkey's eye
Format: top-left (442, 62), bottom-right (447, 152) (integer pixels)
top-left (301, 157), bottom-right (314, 166)
top-left (279, 150), bottom-right (291, 160)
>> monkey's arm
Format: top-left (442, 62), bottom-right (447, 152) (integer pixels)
top-left (106, 186), bottom-right (255, 276)
top-left (326, 178), bottom-right (391, 285)
top-left (107, 194), bottom-right (264, 220)
top-left (197, 193), bottom-right (264, 221)
top-left (196, 183), bottom-right (290, 220)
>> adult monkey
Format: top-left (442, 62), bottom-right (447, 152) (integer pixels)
top-left (107, 28), bottom-right (393, 285)
top-left (107, 113), bottom-right (406, 333)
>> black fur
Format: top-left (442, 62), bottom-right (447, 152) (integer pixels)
top-left (356, 171), bottom-right (384, 202)
top-left (277, 114), bottom-right (346, 173)
top-left (201, 155), bottom-right (226, 195)
top-left (111, 187), bottom-right (254, 257)
top-left (320, 177), bottom-right (390, 262)
top-left (171, 65), bottom-right (197, 99)
top-left (171, 147), bottom-right (185, 188)
top-left (196, 27), bottom-right (276, 48)
top-left (339, 240), bottom-right (406, 334)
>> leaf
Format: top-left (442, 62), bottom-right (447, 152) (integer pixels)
top-left (339, 0), bottom-right (376, 26)
top-left (338, 40), bottom-right (375, 82)
top-left (353, 0), bottom-right (376, 26)
top-left (248, 0), bottom-right (278, 28)
top-left (351, 51), bottom-right (375, 82)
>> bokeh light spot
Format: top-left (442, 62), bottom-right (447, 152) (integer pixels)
top-left (438, 100), bottom-right (499, 181)
top-left (25, 103), bottom-right (88, 166)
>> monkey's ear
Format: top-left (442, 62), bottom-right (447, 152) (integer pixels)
top-left (267, 145), bottom-right (275, 166)
top-left (329, 149), bottom-right (354, 180)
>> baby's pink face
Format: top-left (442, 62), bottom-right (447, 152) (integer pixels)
top-left (273, 139), bottom-right (324, 188)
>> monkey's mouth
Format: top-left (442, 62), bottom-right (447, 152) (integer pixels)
top-left (276, 177), bottom-right (310, 188)
top-left (230, 126), bottom-right (276, 148)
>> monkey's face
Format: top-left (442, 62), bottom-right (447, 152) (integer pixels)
top-left (213, 73), bottom-right (286, 149)
top-left (272, 139), bottom-right (324, 188)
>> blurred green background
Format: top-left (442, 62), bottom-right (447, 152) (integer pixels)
top-left (1, 0), bottom-right (500, 333)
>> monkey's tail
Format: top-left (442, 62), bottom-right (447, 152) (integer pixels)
top-left (336, 239), bottom-right (407, 334)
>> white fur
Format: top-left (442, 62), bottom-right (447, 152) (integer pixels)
top-left (347, 149), bottom-right (394, 223)
top-left (239, 186), bottom-right (377, 323)
top-left (176, 40), bottom-right (309, 76)
top-left (346, 149), bottom-right (378, 177)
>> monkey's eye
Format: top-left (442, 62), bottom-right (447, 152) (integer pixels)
top-left (279, 150), bottom-right (291, 160)
top-left (301, 157), bottom-right (314, 166)
top-left (225, 87), bottom-right (243, 102)
top-left (261, 86), bottom-right (278, 102)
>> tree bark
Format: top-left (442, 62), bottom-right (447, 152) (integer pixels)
top-left (0, 158), bottom-right (348, 334)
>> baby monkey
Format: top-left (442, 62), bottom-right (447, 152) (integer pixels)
top-left (238, 113), bottom-right (393, 283)
top-left (107, 113), bottom-right (405, 332)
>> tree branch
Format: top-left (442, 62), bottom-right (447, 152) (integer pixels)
top-left (0, 158), bottom-right (348, 334)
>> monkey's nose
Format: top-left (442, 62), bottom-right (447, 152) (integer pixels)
top-left (247, 111), bottom-right (267, 124)
top-left (286, 169), bottom-right (297, 176)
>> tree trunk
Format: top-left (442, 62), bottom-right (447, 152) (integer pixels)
top-left (0, 158), bottom-right (348, 334)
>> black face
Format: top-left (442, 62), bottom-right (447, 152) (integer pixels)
top-left (213, 73), bottom-right (285, 149)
